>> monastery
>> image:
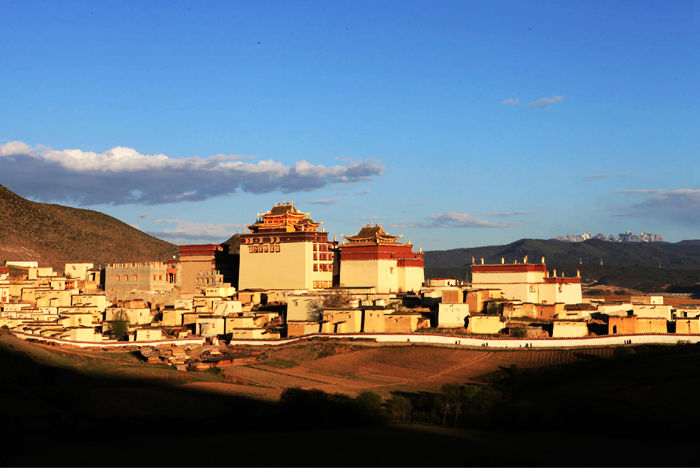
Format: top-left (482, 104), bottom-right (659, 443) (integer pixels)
top-left (339, 224), bottom-right (424, 293)
top-left (238, 202), bottom-right (336, 291)
top-left (3, 201), bottom-right (700, 350)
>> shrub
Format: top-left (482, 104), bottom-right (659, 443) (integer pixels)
top-left (386, 395), bottom-right (412, 422)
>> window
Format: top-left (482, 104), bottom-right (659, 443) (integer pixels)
top-left (116, 275), bottom-right (120, 281)
top-left (248, 246), bottom-right (253, 253)
top-left (124, 275), bottom-right (129, 281)
top-left (159, 275), bottom-right (163, 281)
top-left (314, 244), bottom-right (318, 251)
top-left (263, 245), bottom-right (269, 253)
top-left (313, 253), bottom-right (318, 260)
top-left (275, 245), bottom-right (280, 252)
top-left (313, 264), bottom-right (318, 271)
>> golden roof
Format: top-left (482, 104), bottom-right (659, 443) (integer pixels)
top-left (257, 201), bottom-right (309, 218)
top-left (247, 202), bottom-right (320, 233)
top-left (343, 223), bottom-right (402, 244)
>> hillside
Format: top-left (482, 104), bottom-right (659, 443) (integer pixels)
top-left (222, 233), bottom-right (241, 254)
top-left (0, 184), bottom-right (178, 268)
top-left (424, 238), bottom-right (700, 292)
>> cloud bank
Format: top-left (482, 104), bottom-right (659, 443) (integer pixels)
top-left (620, 189), bottom-right (700, 226)
top-left (0, 141), bottom-right (384, 205)
top-left (147, 218), bottom-right (244, 244)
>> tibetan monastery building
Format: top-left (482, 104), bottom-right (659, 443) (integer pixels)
top-left (339, 224), bottom-right (424, 293)
top-left (239, 202), bottom-right (335, 290)
top-left (471, 258), bottom-right (582, 304)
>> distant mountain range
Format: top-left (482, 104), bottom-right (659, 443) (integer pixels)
top-left (0, 184), bottom-right (177, 268)
top-left (554, 232), bottom-right (666, 243)
top-left (424, 238), bottom-right (700, 292)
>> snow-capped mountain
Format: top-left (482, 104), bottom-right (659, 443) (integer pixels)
top-left (554, 231), bottom-right (666, 243)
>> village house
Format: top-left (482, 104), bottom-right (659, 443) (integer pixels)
top-left (467, 314), bottom-right (505, 335)
top-left (552, 319), bottom-right (589, 338)
top-left (471, 258), bottom-right (582, 305)
top-left (105, 261), bottom-right (177, 294)
top-left (64, 262), bottom-right (94, 280)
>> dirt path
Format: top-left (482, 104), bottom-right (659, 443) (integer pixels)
top-left (426, 351), bottom-right (493, 380)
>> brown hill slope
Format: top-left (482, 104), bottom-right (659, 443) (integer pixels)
top-left (0, 184), bottom-right (177, 268)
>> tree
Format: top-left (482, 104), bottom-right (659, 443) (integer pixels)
top-left (322, 289), bottom-right (351, 308)
top-left (111, 310), bottom-right (130, 341)
top-left (386, 395), bottom-right (412, 422)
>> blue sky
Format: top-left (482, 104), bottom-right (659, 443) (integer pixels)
top-left (1, 1), bottom-right (698, 249)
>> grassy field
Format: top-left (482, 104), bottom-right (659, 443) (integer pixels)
top-left (3, 330), bottom-right (700, 466)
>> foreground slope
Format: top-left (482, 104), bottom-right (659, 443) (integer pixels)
top-left (0, 184), bottom-right (177, 267)
top-left (3, 332), bottom-right (700, 466)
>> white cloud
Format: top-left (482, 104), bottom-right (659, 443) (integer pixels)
top-left (147, 219), bottom-right (244, 244)
top-left (427, 211), bottom-right (513, 228)
top-left (500, 98), bottom-right (520, 106)
top-left (527, 96), bottom-right (563, 108)
top-left (307, 198), bottom-right (339, 205)
top-left (483, 210), bottom-right (536, 217)
top-left (585, 173), bottom-right (637, 179)
top-left (0, 141), bottom-right (384, 205)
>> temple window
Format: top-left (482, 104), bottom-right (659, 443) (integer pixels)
top-left (313, 264), bottom-right (318, 271)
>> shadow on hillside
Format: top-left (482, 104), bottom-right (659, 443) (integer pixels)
top-left (4, 342), bottom-right (700, 466)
